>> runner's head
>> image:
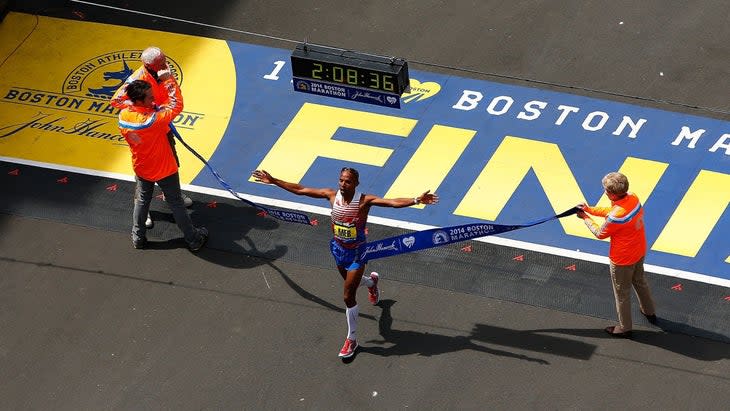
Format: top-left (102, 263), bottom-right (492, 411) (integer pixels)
top-left (339, 167), bottom-right (359, 193)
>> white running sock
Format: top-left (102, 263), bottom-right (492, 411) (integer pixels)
top-left (346, 305), bottom-right (359, 340)
top-left (359, 275), bottom-right (373, 288)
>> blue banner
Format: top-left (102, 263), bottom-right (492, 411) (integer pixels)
top-left (362, 207), bottom-right (579, 261)
top-left (293, 78), bottom-right (401, 108)
top-left (170, 125), bottom-right (312, 225)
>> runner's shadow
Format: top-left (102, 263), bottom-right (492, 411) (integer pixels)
top-left (266, 261), bottom-right (377, 322)
top-left (469, 324), bottom-right (596, 360)
top-left (360, 300), bottom-right (552, 364)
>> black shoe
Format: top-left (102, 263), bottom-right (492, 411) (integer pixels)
top-left (133, 238), bottom-right (147, 249)
top-left (604, 326), bottom-right (632, 338)
top-left (188, 227), bottom-right (208, 252)
top-left (643, 313), bottom-right (658, 325)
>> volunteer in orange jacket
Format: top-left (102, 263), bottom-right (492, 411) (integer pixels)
top-left (112, 46), bottom-right (192, 229)
top-left (118, 74), bottom-right (208, 251)
top-left (577, 172), bottom-right (657, 338)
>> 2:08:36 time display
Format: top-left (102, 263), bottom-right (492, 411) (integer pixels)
top-left (309, 62), bottom-right (395, 92)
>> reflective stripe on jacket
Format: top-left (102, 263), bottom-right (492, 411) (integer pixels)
top-left (118, 77), bottom-right (183, 181)
top-left (583, 192), bottom-right (646, 265)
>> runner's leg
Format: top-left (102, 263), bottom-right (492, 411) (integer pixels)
top-left (343, 266), bottom-right (365, 339)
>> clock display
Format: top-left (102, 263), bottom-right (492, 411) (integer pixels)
top-left (291, 43), bottom-right (409, 95)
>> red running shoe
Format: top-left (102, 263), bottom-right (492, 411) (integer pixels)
top-left (338, 338), bottom-right (358, 358)
top-left (367, 272), bottom-right (380, 305)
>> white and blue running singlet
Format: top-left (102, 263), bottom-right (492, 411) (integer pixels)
top-left (330, 190), bottom-right (367, 270)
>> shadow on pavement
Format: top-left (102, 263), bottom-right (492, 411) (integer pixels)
top-left (151, 200), bottom-right (289, 268)
top-left (266, 260), bottom-right (377, 322)
top-left (361, 299), bottom-right (598, 363)
top-left (531, 322), bottom-right (730, 361)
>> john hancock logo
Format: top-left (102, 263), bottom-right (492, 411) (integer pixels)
top-left (0, 50), bottom-right (200, 141)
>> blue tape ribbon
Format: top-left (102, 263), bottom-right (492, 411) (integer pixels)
top-left (169, 125), bottom-right (311, 225)
top-left (361, 207), bottom-right (579, 261)
top-left (170, 123), bottom-right (576, 251)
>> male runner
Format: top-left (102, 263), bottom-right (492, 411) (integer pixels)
top-left (252, 167), bottom-right (438, 358)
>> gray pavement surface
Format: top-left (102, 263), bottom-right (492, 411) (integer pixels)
top-left (2, 214), bottom-right (729, 410)
top-left (2, 1), bottom-right (730, 410)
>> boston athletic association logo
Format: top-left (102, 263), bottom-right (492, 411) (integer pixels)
top-left (0, 50), bottom-right (198, 142)
top-left (62, 50), bottom-right (183, 98)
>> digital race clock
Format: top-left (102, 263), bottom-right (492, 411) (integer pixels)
top-left (291, 43), bottom-right (409, 96)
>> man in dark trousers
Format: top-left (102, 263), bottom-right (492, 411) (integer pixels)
top-left (111, 46), bottom-right (193, 228)
top-left (118, 74), bottom-right (208, 251)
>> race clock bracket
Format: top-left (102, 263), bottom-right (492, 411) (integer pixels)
top-left (291, 42), bottom-right (410, 108)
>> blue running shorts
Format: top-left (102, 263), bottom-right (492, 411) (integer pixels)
top-left (329, 239), bottom-right (365, 271)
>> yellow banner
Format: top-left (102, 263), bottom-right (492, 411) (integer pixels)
top-left (0, 12), bottom-right (235, 183)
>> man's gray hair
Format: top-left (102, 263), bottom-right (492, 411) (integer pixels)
top-left (141, 46), bottom-right (163, 65)
top-left (602, 172), bottom-right (629, 195)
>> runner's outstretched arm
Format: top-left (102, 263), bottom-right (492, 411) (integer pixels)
top-left (366, 190), bottom-right (439, 208)
top-left (252, 169), bottom-right (334, 200)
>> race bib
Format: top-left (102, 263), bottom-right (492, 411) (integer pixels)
top-left (333, 222), bottom-right (357, 240)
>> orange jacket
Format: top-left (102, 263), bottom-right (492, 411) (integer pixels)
top-left (118, 77), bottom-right (184, 181)
top-left (582, 192), bottom-right (646, 265)
top-left (110, 65), bottom-right (169, 109)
